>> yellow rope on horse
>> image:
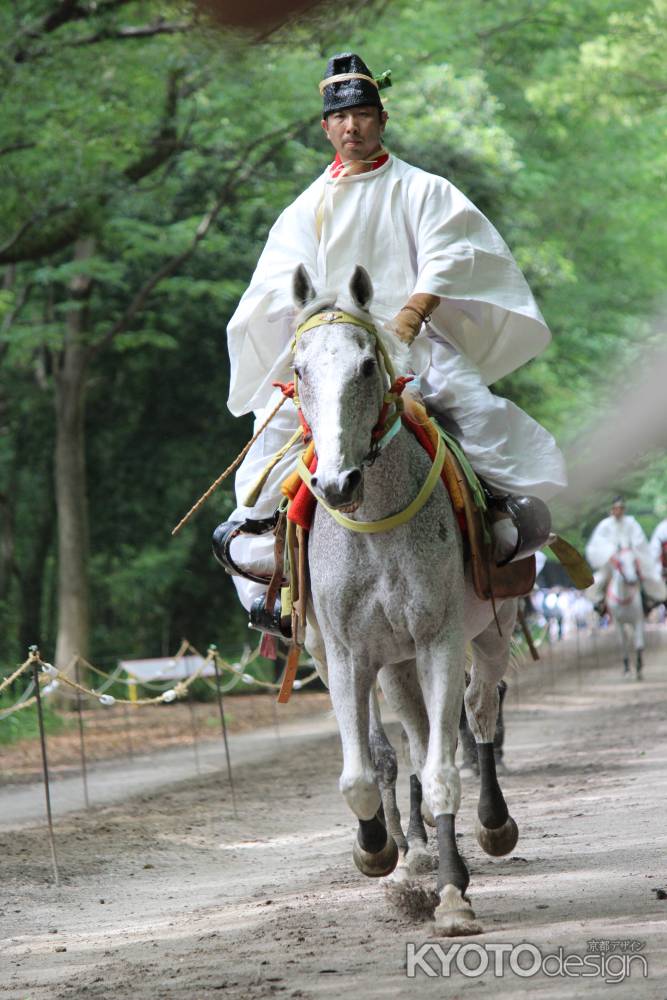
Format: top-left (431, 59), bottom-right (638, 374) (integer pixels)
top-left (296, 431), bottom-right (446, 534)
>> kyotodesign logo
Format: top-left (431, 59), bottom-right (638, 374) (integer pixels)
top-left (405, 939), bottom-right (648, 984)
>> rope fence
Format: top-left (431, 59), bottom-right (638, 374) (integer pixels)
top-left (2, 613), bottom-right (653, 886)
top-left (0, 640), bottom-right (319, 720)
top-left (0, 637), bottom-right (325, 885)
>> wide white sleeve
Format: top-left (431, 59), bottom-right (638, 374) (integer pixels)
top-left (650, 520), bottom-right (667, 561)
top-left (586, 520), bottom-right (615, 570)
top-left (226, 182), bottom-right (323, 416)
top-left (628, 516), bottom-right (649, 550)
top-left (405, 170), bottom-right (551, 385)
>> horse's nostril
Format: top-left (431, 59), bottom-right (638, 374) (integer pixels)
top-left (341, 468), bottom-right (362, 499)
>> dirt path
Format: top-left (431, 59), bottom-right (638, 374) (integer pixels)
top-left (1, 628), bottom-right (666, 999)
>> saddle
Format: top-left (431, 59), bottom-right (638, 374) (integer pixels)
top-left (401, 398), bottom-right (536, 602)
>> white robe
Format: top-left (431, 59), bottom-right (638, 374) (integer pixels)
top-left (650, 518), bottom-right (667, 566)
top-left (225, 153), bottom-right (567, 610)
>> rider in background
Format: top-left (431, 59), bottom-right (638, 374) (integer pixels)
top-left (649, 513), bottom-right (667, 583)
top-left (586, 497), bottom-right (666, 615)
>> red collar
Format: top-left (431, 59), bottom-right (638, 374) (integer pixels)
top-left (329, 150), bottom-right (389, 180)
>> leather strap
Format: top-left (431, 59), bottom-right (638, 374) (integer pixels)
top-left (265, 512), bottom-right (287, 616)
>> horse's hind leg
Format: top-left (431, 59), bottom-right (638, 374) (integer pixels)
top-left (467, 601), bottom-right (519, 858)
top-left (458, 678), bottom-right (480, 776)
top-left (369, 686), bottom-right (407, 854)
top-left (327, 649), bottom-right (398, 878)
top-left (493, 679), bottom-right (508, 774)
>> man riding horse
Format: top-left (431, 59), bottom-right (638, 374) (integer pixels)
top-left (586, 496), bottom-right (666, 616)
top-left (215, 53), bottom-right (567, 632)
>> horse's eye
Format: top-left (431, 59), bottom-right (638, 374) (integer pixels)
top-left (293, 366), bottom-right (301, 379)
top-left (360, 358), bottom-right (376, 378)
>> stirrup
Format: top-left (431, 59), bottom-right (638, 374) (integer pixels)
top-left (249, 593), bottom-right (292, 639)
top-left (212, 513), bottom-right (280, 584)
top-left (488, 494), bottom-right (552, 567)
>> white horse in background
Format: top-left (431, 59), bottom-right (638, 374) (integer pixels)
top-left (293, 265), bottom-right (524, 936)
top-left (606, 547), bottom-right (644, 678)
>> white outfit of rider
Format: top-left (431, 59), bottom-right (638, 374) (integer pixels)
top-left (225, 154), bottom-right (567, 611)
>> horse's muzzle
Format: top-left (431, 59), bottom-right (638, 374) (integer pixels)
top-left (311, 467), bottom-right (362, 510)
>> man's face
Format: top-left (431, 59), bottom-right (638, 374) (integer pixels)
top-left (611, 503), bottom-right (625, 520)
top-left (321, 105), bottom-right (388, 161)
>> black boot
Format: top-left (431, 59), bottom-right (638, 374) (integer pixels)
top-left (249, 593), bottom-right (292, 640)
top-left (487, 494), bottom-right (552, 566)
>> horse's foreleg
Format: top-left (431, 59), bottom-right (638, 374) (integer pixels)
top-left (467, 601), bottom-right (519, 858)
top-left (377, 662), bottom-right (433, 874)
top-left (416, 637), bottom-right (481, 935)
top-left (617, 621), bottom-right (631, 675)
top-left (327, 652), bottom-right (398, 878)
top-left (369, 686), bottom-right (407, 854)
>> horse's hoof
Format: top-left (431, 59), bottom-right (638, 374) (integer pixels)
top-left (353, 832), bottom-right (399, 878)
top-left (432, 884), bottom-right (482, 937)
top-left (475, 815), bottom-right (519, 857)
top-left (421, 802), bottom-right (436, 827)
top-left (405, 844), bottom-right (435, 876)
top-left (636, 673), bottom-right (643, 682)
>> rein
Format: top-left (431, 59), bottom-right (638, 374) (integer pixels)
top-left (608, 549), bottom-right (642, 606)
top-left (291, 309), bottom-right (444, 533)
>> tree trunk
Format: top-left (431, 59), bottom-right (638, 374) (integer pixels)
top-left (54, 347), bottom-right (90, 668)
top-left (53, 237), bottom-right (94, 669)
top-left (18, 506), bottom-right (54, 655)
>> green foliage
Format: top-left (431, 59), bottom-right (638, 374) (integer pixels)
top-left (0, 693), bottom-right (68, 746)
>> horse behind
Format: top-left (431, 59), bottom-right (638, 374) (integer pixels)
top-left (606, 547), bottom-right (644, 678)
top-left (293, 264), bottom-right (522, 936)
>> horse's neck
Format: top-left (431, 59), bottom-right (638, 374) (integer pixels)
top-left (608, 567), bottom-right (635, 603)
top-left (353, 427), bottom-right (430, 520)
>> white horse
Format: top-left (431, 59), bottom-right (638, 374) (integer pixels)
top-left (606, 546), bottom-right (644, 678)
top-left (294, 265), bottom-right (523, 936)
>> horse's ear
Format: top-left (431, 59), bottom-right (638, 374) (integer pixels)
top-left (293, 265), bottom-right (316, 309)
top-left (349, 265), bottom-right (373, 311)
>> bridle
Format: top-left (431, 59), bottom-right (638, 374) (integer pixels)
top-left (278, 308), bottom-right (445, 533)
top-left (288, 308), bottom-right (411, 457)
top-left (607, 547), bottom-right (642, 606)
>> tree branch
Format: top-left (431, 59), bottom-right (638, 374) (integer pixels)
top-left (1, 281), bottom-right (34, 336)
top-left (0, 141), bottom-right (36, 158)
top-left (0, 203), bottom-right (88, 265)
top-left (12, 0), bottom-right (135, 61)
top-left (87, 121), bottom-right (306, 362)
top-left (0, 202), bottom-right (75, 260)
top-left (41, 0), bottom-right (133, 33)
top-left (0, 71), bottom-right (189, 263)
top-left (124, 67), bottom-right (186, 183)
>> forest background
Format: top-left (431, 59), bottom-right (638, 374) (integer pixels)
top-left (1, 0), bottom-right (666, 671)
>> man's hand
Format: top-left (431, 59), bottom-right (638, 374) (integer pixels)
top-left (388, 292), bottom-right (440, 345)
